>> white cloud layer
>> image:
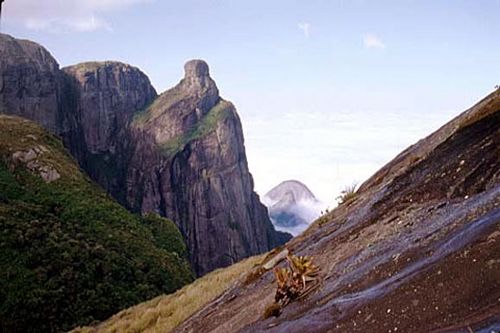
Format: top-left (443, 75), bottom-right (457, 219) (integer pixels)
top-left (298, 22), bottom-right (311, 38)
top-left (3, 0), bottom-right (151, 32)
top-left (363, 33), bottom-right (386, 49)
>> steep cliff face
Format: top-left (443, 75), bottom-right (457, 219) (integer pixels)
top-left (0, 33), bottom-right (289, 277)
top-left (62, 61), bottom-right (157, 198)
top-left (0, 33), bottom-right (62, 133)
top-left (63, 61), bottom-right (157, 154)
top-left (127, 60), bottom-right (290, 275)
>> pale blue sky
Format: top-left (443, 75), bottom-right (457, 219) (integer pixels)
top-left (3, 0), bottom-right (500, 203)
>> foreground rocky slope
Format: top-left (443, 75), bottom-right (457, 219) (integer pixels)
top-left (173, 90), bottom-right (499, 332)
top-left (0, 116), bottom-right (193, 332)
top-left (0, 33), bottom-right (289, 276)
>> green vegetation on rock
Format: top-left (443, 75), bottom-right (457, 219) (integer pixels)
top-left (0, 115), bottom-right (194, 333)
top-left (132, 87), bottom-right (186, 125)
top-left (142, 213), bottom-right (188, 258)
top-left (66, 61), bottom-right (130, 73)
top-left (336, 183), bottom-right (358, 205)
top-left (160, 99), bottom-right (233, 157)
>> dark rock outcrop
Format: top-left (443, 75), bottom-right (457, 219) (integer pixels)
top-left (174, 90), bottom-right (500, 332)
top-left (62, 61), bottom-right (157, 198)
top-left (0, 34), bottom-right (289, 276)
top-left (62, 61), bottom-right (157, 154)
top-left (0, 34), bottom-right (62, 133)
top-left (126, 60), bottom-right (290, 275)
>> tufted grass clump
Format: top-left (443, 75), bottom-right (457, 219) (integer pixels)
top-left (336, 183), bottom-right (358, 205)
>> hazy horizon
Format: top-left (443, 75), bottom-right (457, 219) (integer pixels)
top-left (3, 0), bottom-right (499, 203)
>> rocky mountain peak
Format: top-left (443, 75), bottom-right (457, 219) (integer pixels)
top-left (265, 180), bottom-right (317, 205)
top-left (184, 59), bottom-right (210, 78)
top-left (263, 180), bottom-right (323, 236)
top-left (179, 59), bottom-right (219, 107)
top-left (0, 33), bottom-right (59, 70)
top-left (63, 61), bottom-right (157, 154)
top-left (126, 60), bottom-right (291, 274)
top-left (134, 59), bottom-right (221, 144)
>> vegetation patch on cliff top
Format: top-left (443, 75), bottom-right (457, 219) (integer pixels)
top-left (0, 115), bottom-right (194, 333)
top-left (132, 86), bottom-right (187, 125)
top-left (63, 61), bottom-right (135, 74)
top-left (159, 99), bottom-right (234, 157)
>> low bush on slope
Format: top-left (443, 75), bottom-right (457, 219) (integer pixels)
top-left (0, 115), bottom-right (194, 333)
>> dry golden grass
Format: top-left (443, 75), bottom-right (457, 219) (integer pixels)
top-left (71, 254), bottom-right (266, 333)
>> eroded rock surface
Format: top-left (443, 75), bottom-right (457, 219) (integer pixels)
top-left (62, 61), bottom-right (157, 154)
top-left (175, 90), bottom-right (500, 332)
top-left (11, 144), bottom-right (60, 183)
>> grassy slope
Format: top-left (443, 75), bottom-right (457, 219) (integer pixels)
top-left (0, 116), bottom-right (194, 333)
top-left (71, 254), bottom-right (266, 333)
top-left (131, 86), bottom-right (186, 126)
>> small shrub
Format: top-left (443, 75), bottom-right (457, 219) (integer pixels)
top-left (264, 254), bottom-right (320, 318)
top-left (336, 183), bottom-right (358, 205)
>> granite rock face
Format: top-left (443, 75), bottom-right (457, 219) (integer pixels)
top-left (62, 61), bottom-right (157, 154)
top-left (62, 61), bottom-right (157, 197)
top-left (127, 60), bottom-right (290, 275)
top-left (0, 34), bottom-right (290, 276)
top-left (0, 33), bottom-right (61, 133)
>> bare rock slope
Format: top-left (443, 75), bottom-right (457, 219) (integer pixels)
top-left (175, 90), bottom-right (500, 332)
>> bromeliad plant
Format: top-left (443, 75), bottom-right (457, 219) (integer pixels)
top-left (264, 254), bottom-right (320, 318)
top-left (288, 255), bottom-right (320, 289)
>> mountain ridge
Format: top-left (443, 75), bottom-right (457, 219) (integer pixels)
top-left (0, 32), bottom-right (290, 276)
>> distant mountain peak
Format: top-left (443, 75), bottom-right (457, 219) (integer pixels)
top-left (263, 180), bottom-right (323, 236)
top-left (265, 179), bottom-right (318, 204)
